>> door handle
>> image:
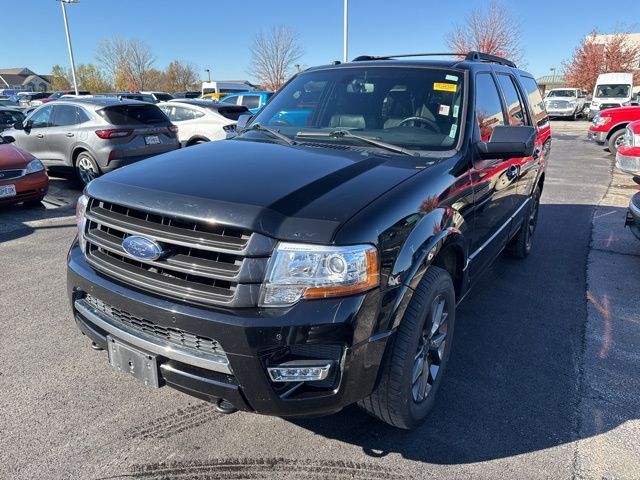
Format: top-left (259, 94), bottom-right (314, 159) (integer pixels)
top-left (36, 133), bottom-right (44, 139)
top-left (66, 133), bottom-right (74, 137)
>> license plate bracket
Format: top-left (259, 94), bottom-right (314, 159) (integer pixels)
top-left (144, 135), bottom-right (161, 145)
top-left (107, 336), bottom-right (160, 388)
top-left (0, 184), bottom-right (17, 198)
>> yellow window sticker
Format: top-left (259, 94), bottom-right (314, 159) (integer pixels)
top-left (434, 82), bottom-right (457, 92)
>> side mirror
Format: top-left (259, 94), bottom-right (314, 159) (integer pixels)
top-left (13, 121), bottom-right (24, 130)
top-left (236, 113), bottom-right (253, 132)
top-left (1, 135), bottom-right (15, 143)
top-left (477, 126), bottom-right (536, 159)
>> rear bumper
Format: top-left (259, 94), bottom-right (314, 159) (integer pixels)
top-left (67, 242), bottom-right (391, 417)
top-left (101, 147), bottom-right (179, 172)
top-left (626, 192), bottom-right (640, 240)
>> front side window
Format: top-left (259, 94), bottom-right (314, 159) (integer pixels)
top-left (221, 96), bottom-right (238, 105)
top-left (252, 67), bottom-right (465, 151)
top-left (0, 110), bottom-right (24, 125)
top-left (241, 95), bottom-right (261, 109)
top-left (475, 73), bottom-right (505, 140)
top-left (520, 76), bottom-right (549, 128)
top-left (497, 74), bottom-right (528, 126)
top-left (28, 105), bottom-right (53, 128)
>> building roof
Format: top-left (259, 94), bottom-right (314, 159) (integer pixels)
top-left (536, 75), bottom-right (566, 84)
top-left (0, 68), bottom-right (35, 76)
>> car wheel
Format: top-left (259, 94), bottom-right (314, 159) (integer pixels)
top-left (76, 152), bottom-right (100, 186)
top-left (358, 265), bottom-right (455, 429)
top-left (506, 186), bottom-right (541, 259)
top-left (24, 196), bottom-right (45, 207)
top-left (608, 129), bottom-right (626, 155)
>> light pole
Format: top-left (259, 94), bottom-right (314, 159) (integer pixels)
top-left (550, 67), bottom-right (556, 84)
top-left (59, 0), bottom-right (79, 95)
top-left (343, 0), bottom-right (348, 63)
top-left (205, 69), bottom-right (211, 82)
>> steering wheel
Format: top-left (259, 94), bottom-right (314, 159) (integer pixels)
top-left (398, 116), bottom-right (441, 134)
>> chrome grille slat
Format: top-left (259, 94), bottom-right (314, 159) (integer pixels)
top-left (83, 197), bottom-right (272, 308)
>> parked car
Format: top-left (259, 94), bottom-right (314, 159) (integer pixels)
top-left (159, 100), bottom-right (248, 146)
top-left (96, 92), bottom-right (155, 103)
top-left (140, 91), bottom-right (174, 103)
top-left (68, 51), bottom-right (550, 429)
top-left (3, 98), bottom-right (179, 185)
top-left (0, 135), bottom-right (49, 206)
top-left (587, 105), bottom-right (640, 155)
top-left (0, 107), bottom-right (25, 132)
top-left (615, 120), bottom-right (640, 240)
top-left (24, 92), bottom-right (54, 107)
top-left (172, 91), bottom-right (201, 99)
top-left (588, 72), bottom-right (635, 120)
top-left (543, 88), bottom-right (587, 120)
top-left (220, 91), bottom-right (274, 114)
top-left (41, 90), bottom-right (91, 104)
top-left (0, 94), bottom-right (25, 109)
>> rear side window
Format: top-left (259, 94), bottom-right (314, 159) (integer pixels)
top-left (222, 96), bottom-right (238, 104)
top-left (98, 105), bottom-right (169, 125)
top-left (475, 73), bottom-right (505, 141)
top-left (51, 105), bottom-right (90, 126)
top-left (241, 95), bottom-right (261, 109)
top-left (212, 106), bottom-right (249, 120)
top-left (519, 76), bottom-right (549, 128)
top-left (496, 74), bottom-right (528, 126)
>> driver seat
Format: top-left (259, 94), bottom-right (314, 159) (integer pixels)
top-left (382, 90), bottom-right (414, 129)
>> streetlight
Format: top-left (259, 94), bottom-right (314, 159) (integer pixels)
top-left (550, 67), bottom-right (556, 84)
top-left (205, 69), bottom-right (211, 82)
top-left (58, 0), bottom-right (79, 95)
top-left (343, 0), bottom-right (348, 63)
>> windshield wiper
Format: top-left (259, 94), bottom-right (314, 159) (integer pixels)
top-left (241, 123), bottom-right (295, 145)
top-left (296, 129), bottom-right (419, 157)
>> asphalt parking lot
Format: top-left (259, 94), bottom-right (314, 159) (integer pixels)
top-left (1, 121), bottom-right (639, 480)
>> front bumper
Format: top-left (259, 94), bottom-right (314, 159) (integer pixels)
top-left (616, 150), bottom-right (640, 175)
top-left (67, 243), bottom-right (391, 417)
top-left (587, 129), bottom-right (607, 143)
top-left (546, 108), bottom-right (577, 117)
top-left (626, 192), bottom-right (640, 240)
top-left (0, 171), bottom-right (49, 204)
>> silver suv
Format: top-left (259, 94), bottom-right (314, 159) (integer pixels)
top-left (3, 97), bottom-right (179, 184)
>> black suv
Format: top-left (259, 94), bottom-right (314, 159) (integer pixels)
top-left (68, 52), bottom-right (551, 429)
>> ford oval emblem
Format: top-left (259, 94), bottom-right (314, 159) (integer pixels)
top-left (122, 235), bottom-right (163, 261)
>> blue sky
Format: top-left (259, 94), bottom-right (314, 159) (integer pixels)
top-left (4, 0), bottom-right (638, 82)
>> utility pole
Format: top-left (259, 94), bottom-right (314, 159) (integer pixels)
top-left (59, 0), bottom-right (79, 95)
top-left (343, 0), bottom-right (348, 63)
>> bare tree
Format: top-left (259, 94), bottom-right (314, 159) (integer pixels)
top-left (563, 30), bottom-right (640, 93)
top-left (96, 37), bottom-right (156, 91)
top-left (249, 26), bottom-right (303, 91)
top-left (446, 1), bottom-right (524, 65)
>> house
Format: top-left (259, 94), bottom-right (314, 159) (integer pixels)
top-left (0, 68), bottom-right (52, 92)
top-left (536, 75), bottom-right (566, 95)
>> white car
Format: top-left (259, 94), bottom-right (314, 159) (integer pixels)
top-left (158, 100), bottom-right (248, 146)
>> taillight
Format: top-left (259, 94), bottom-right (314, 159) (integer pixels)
top-left (95, 129), bottom-right (133, 139)
top-left (168, 125), bottom-right (178, 134)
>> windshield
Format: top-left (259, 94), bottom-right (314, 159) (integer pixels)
top-left (250, 67), bottom-right (464, 152)
top-left (595, 84), bottom-right (630, 98)
top-left (547, 90), bottom-right (576, 98)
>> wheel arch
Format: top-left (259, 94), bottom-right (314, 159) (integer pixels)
top-left (606, 122), bottom-right (629, 139)
top-left (185, 135), bottom-right (210, 147)
top-left (71, 146), bottom-right (88, 166)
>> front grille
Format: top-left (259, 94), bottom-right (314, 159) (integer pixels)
top-left (82, 197), bottom-right (275, 307)
top-left (547, 100), bottom-right (569, 109)
top-left (84, 294), bottom-right (227, 357)
top-left (0, 168), bottom-right (25, 180)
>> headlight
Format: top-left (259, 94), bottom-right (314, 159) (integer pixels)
top-left (25, 159), bottom-right (45, 174)
top-left (593, 115), bottom-right (610, 127)
top-left (260, 242), bottom-right (379, 307)
top-left (76, 195), bottom-right (89, 247)
top-left (568, 100), bottom-right (577, 106)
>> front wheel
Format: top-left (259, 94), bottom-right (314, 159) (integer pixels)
top-left (76, 152), bottom-right (101, 186)
top-left (358, 265), bottom-right (456, 429)
top-left (608, 129), bottom-right (626, 155)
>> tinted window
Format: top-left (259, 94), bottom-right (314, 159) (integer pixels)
top-left (497, 74), bottom-right (527, 126)
top-left (213, 106), bottom-right (250, 121)
top-left (98, 105), bottom-right (169, 125)
top-left (51, 105), bottom-right (89, 126)
top-left (221, 96), bottom-right (238, 105)
top-left (28, 106), bottom-right (53, 128)
top-left (475, 73), bottom-right (505, 140)
top-left (153, 93), bottom-right (173, 102)
top-left (0, 110), bottom-right (24, 125)
top-left (241, 95), bottom-right (261, 109)
top-left (520, 76), bottom-right (548, 128)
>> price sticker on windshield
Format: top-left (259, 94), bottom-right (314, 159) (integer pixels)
top-left (434, 82), bottom-right (457, 92)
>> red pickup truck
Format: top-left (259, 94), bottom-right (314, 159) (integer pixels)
top-left (587, 106), bottom-right (640, 155)
top-left (615, 120), bottom-right (640, 240)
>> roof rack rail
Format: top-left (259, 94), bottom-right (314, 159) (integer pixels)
top-left (464, 51), bottom-right (516, 68)
top-left (351, 51), bottom-right (517, 68)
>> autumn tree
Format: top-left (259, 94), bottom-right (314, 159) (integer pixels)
top-left (446, 1), bottom-right (524, 65)
top-left (165, 61), bottom-right (199, 92)
top-left (97, 37), bottom-right (156, 91)
top-left (249, 26), bottom-right (303, 91)
top-left (75, 64), bottom-right (113, 92)
top-left (50, 65), bottom-right (71, 90)
top-left (563, 30), bottom-right (640, 93)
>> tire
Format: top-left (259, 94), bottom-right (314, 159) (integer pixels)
top-left (358, 265), bottom-right (456, 429)
top-left (506, 186), bottom-right (541, 259)
top-left (76, 151), bottom-right (100, 186)
top-left (24, 196), bottom-right (45, 207)
top-left (607, 129), bottom-right (626, 155)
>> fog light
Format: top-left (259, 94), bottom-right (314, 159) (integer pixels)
top-left (267, 360), bottom-right (333, 382)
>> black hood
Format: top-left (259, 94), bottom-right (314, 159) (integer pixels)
top-left (87, 139), bottom-right (424, 243)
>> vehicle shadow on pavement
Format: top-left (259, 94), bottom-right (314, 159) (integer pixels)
top-left (290, 203), bottom-right (637, 465)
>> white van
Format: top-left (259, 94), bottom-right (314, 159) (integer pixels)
top-left (589, 72), bottom-right (634, 119)
top-left (201, 81), bottom-right (254, 101)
